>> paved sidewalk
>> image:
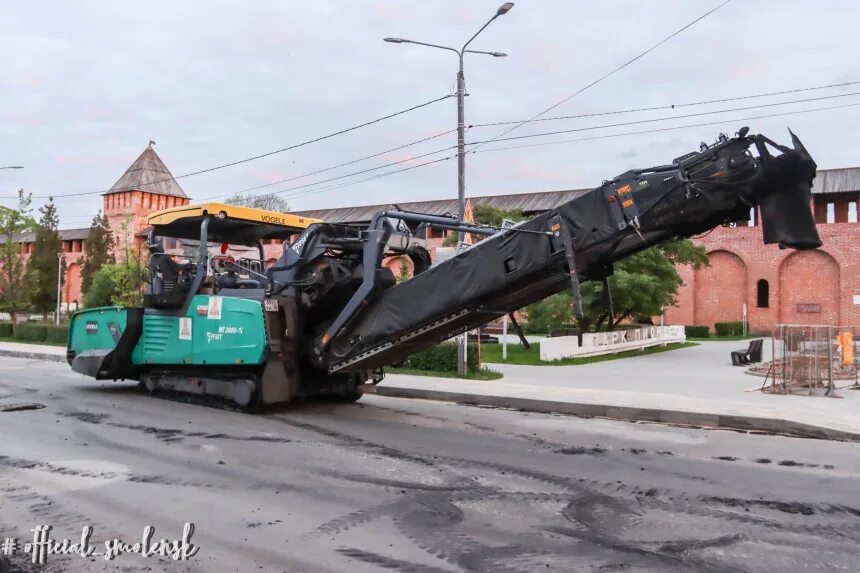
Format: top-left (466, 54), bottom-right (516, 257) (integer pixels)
top-left (0, 341), bottom-right (66, 362)
top-left (374, 340), bottom-right (860, 441)
top-left (3, 339), bottom-right (858, 440)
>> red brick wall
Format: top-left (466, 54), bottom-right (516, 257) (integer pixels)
top-left (64, 262), bottom-right (82, 308)
top-left (665, 221), bottom-right (860, 331)
top-left (15, 249), bottom-right (85, 310)
top-left (779, 249), bottom-right (840, 325)
top-left (693, 250), bottom-right (746, 327)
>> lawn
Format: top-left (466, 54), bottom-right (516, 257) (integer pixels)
top-left (386, 366), bottom-right (503, 380)
top-left (480, 341), bottom-right (698, 366)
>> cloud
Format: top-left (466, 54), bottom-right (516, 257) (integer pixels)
top-left (0, 0), bottom-right (857, 225)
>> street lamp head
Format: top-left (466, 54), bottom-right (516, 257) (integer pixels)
top-left (491, 52), bottom-right (507, 57)
top-left (496, 2), bottom-right (514, 15)
top-left (0, 165), bottom-right (24, 170)
top-left (384, 37), bottom-right (406, 43)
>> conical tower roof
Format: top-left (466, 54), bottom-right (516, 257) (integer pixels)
top-left (105, 143), bottom-right (187, 198)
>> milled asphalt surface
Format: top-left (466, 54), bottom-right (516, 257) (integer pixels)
top-left (0, 356), bottom-right (858, 572)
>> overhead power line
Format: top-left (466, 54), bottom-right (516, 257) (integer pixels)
top-left (50, 100), bottom-right (860, 217)
top-left (467, 91), bottom-right (860, 144)
top-left (224, 95), bottom-right (858, 203)
top-left (3, 94), bottom-right (453, 200)
top-left (470, 0), bottom-right (733, 152)
top-left (467, 102), bottom-right (860, 155)
top-left (212, 144), bottom-right (458, 201)
top-left (277, 102), bottom-right (860, 203)
top-left (276, 156), bottom-right (455, 201)
top-left (469, 80), bottom-right (860, 128)
top-left (198, 80), bottom-right (858, 203)
top-left (202, 127), bottom-right (457, 201)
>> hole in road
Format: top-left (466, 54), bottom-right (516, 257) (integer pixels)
top-left (0, 403), bottom-right (46, 412)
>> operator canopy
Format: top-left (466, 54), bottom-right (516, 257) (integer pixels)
top-left (147, 202), bottom-right (320, 245)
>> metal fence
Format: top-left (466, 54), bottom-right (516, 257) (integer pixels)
top-left (762, 325), bottom-right (857, 396)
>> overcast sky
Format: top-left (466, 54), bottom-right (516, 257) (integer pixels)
top-left (1, 0), bottom-right (858, 228)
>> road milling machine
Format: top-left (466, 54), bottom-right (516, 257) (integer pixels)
top-left (68, 129), bottom-right (822, 408)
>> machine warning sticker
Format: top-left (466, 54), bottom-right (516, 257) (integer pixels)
top-left (179, 317), bottom-right (192, 340)
top-left (207, 296), bottom-right (222, 320)
top-left (196, 305), bottom-right (208, 316)
top-left (86, 321), bottom-right (98, 334)
top-left (264, 299), bottom-right (278, 312)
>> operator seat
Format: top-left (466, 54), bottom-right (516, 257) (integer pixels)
top-left (145, 244), bottom-right (191, 310)
top-left (217, 270), bottom-right (261, 290)
top-left (149, 244), bottom-right (180, 294)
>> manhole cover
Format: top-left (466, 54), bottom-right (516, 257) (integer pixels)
top-left (0, 403), bottom-right (46, 412)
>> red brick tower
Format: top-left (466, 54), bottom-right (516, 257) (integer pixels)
top-left (103, 142), bottom-right (189, 260)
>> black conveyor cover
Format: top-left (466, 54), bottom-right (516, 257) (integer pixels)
top-left (327, 131), bottom-right (819, 372)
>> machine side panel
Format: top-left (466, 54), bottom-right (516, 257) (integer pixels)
top-left (131, 296), bottom-right (266, 366)
top-left (192, 295), bottom-right (266, 366)
top-left (68, 307), bottom-right (129, 355)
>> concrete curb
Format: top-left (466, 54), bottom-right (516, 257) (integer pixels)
top-left (368, 385), bottom-right (860, 442)
top-left (0, 349), bottom-right (66, 364)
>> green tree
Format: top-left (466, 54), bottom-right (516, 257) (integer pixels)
top-left (115, 216), bottom-right (146, 306)
top-left (396, 257), bottom-right (410, 282)
top-left (440, 205), bottom-right (530, 247)
top-left (224, 192), bottom-right (289, 212)
top-left (522, 292), bottom-right (576, 334)
top-left (471, 205), bottom-right (529, 243)
top-left (523, 239), bottom-right (708, 334)
top-left (81, 210), bottom-right (115, 295)
top-left (28, 198), bottom-right (65, 317)
top-left (110, 255), bottom-right (146, 307)
top-left (472, 204), bottom-right (527, 228)
top-left (83, 257), bottom-right (147, 308)
top-left (441, 233), bottom-right (458, 247)
top-left (83, 265), bottom-right (119, 308)
top-left (0, 190), bottom-right (36, 320)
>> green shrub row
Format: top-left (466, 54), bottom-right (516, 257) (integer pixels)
top-left (714, 321), bottom-right (744, 337)
top-left (402, 342), bottom-right (480, 373)
top-left (684, 325), bottom-right (710, 337)
top-left (0, 322), bottom-right (68, 344)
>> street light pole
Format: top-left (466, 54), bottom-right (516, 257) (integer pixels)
top-left (385, 3), bottom-right (514, 376)
top-left (56, 253), bottom-right (64, 325)
top-left (457, 53), bottom-right (466, 236)
top-left (385, 2), bottom-right (513, 235)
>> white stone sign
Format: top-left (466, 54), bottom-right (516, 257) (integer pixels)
top-left (540, 325), bottom-right (687, 361)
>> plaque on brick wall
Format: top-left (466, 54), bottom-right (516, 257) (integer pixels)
top-left (796, 303), bottom-right (821, 313)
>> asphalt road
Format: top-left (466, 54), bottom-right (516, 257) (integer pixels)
top-left (0, 357), bottom-right (858, 573)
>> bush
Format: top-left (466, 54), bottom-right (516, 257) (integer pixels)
top-left (45, 325), bottom-right (69, 344)
top-left (684, 325), bottom-right (710, 338)
top-left (403, 343), bottom-right (479, 373)
top-left (0, 323), bottom-right (12, 338)
top-left (14, 323), bottom-right (48, 342)
top-left (714, 321), bottom-right (744, 337)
